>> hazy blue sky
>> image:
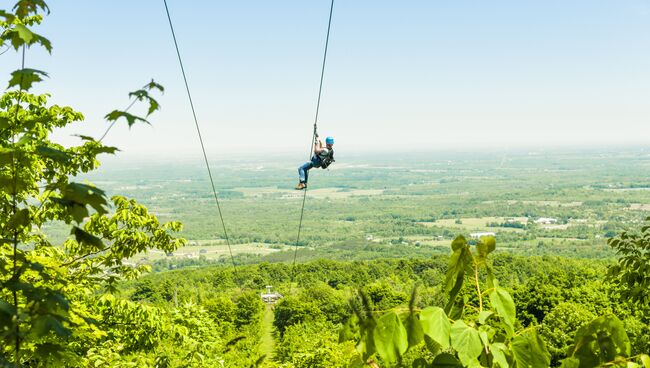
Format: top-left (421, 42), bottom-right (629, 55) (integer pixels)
top-left (2, 0), bottom-right (650, 159)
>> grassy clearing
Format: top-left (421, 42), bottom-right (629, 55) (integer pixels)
top-left (259, 305), bottom-right (275, 358)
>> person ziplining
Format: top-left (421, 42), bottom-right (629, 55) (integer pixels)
top-left (296, 134), bottom-right (335, 190)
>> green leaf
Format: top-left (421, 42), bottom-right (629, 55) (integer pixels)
top-left (423, 335), bottom-right (441, 356)
top-left (33, 343), bottom-right (65, 363)
top-left (431, 352), bottom-right (462, 367)
top-left (450, 320), bottom-right (482, 367)
top-left (53, 183), bottom-right (108, 223)
top-left (488, 281), bottom-right (516, 337)
top-left (402, 311), bottom-right (423, 348)
top-left (486, 263), bottom-right (497, 289)
top-left (36, 145), bottom-right (71, 164)
top-left (94, 145), bottom-right (119, 155)
top-left (63, 183), bottom-right (108, 215)
top-left (476, 236), bottom-right (495, 258)
top-left (0, 10), bottom-right (16, 23)
top-left (420, 306), bottom-right (450, 349)
top-left (568, 314), bottom-right (630, 367)
top-left (512, 329), bottom-right (551, 368)
top-left (13, 0), bottom-right (50, 18)
top-left (0, 299), bottom-right (16, 317)
top-left (0, 148), bottom-right (14, 165)
top-left (339, 315), bottom-right (359, 343)
top-left (7, 208), bottom-right (30, 230)
top-left (357, 317), bottom-right (376, 360)
top-left (128, 89), bottom-right (160, 116)
top-left (31, 33), bottom-right (52, 53)
top-left (71, 226), bottom-right (104, 250)
top-left (483, 236), bottom-right (496, 254)
top-left (491, 342), bottom-right (509, 368)
top-left (75, 134), bottom-right (96, 141)
top-left (104, 110), bottom-right (150, 128)
top-left (451, 235), bottom-right (467, 251)
top-left (8, 68), bottom-right (48, 90)
top-left (14, 24), bottom-right (34, 43)
top-left (145, 79), bottom-right (164, 93)
top-left (0, 116), bottom-right (9, 131)
top-left (478, 329), bottom-right (489, 348)
top-left (372, 312), bottom-right (408, 364)
top-left (31, 315), bottom-right (70, 338)
top-left (478, 310), bottom-right (493, 325)
top-left (0, 300), bottom-right (16, 331)
top-left (444, 242), bottom-right (472, 315)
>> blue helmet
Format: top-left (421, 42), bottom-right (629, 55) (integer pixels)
top-left (325, 136), bottom-right (334, 145)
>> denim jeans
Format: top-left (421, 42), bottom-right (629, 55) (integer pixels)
top-left (298, 156), bottom-right (321, 183)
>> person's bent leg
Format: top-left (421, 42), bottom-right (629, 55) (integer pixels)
top-left (298, 162), bottom-right (313, 184)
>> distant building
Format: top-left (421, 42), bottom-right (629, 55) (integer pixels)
top-left (470, 232), bottom-right (496, 239)
top-left (261, 285), bottom-right (283, 304)
top-left (534, 217), bottom-right (557, 225)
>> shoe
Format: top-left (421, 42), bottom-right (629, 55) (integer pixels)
top-left (295, 182), bottom-right (306, 190)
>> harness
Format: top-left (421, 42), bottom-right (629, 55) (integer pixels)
top-left (320, 149), bottom-right (335, 169)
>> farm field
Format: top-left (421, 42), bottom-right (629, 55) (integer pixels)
top-left (71, 148), bottom-right (650, 268)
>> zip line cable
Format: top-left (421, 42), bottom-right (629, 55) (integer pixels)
top-left (162, 0), bottom-right (239, 282)
top-left (291, 0), bottom-right (335, 283)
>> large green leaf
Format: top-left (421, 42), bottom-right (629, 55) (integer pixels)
top-left (373, 312), bottom-right (408, 364)
top-left (8, 68), bottom-right (48, 91)
top-left (450, 320), bottom-right (482, 367)
top-left (420, 306), bottom-right (450, 349)
top-left (512, 329), bottom-right (550, 368)
top-left (567, 314), bottom-right (630, 367)
top-left (489, 281), bottom-right (516, 337)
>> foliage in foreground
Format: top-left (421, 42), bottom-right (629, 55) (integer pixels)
top-left (606, 217), bottom-right (650, 306)
top-left (0, 2), bottom-right (198, 365)
top-left (339, 236), bottom-right (649, 367)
